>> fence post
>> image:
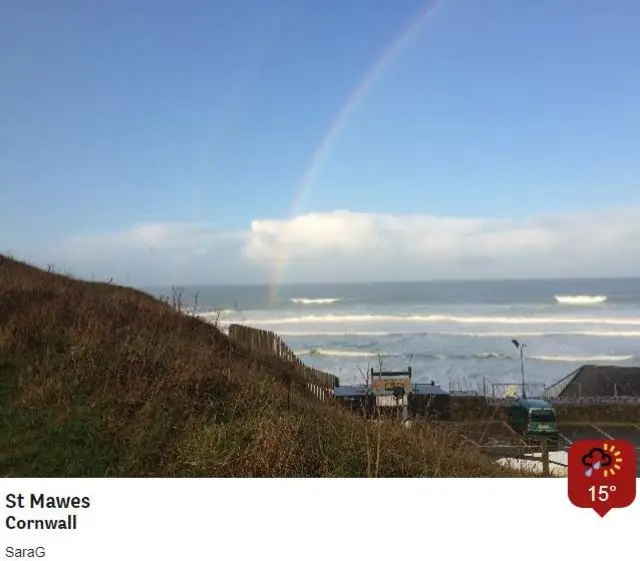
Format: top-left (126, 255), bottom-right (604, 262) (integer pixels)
top-left (227, 324), bottom-right (339, 405)
top-left (541, 440), bottom-right (549, 476)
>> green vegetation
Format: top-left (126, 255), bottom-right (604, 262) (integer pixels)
top-left (0, 255), bottom-right (515, 477)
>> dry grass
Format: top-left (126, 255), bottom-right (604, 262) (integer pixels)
top-left (0, 255), bottom-right (521, 477)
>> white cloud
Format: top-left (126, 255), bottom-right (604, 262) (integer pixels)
top-left (242, 207), bottom-right (640, 281)
top-left (30, 207), bottom-right (640, 284)
top-left (63, 222), bottom-right (245, 257)
top-left (42, 222), bottom-right (252, 285)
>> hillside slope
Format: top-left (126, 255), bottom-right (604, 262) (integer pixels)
top-left (0, 255), bottom-right (514, 477)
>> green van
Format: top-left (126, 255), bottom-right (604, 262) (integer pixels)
top-left (508, 398), bottom-right (559, 441)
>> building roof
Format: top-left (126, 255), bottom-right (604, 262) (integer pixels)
top-left (411, 383), bottom-right (448, 396)
top-left (334, 386), bottom-right (370, 398)
top-left (549, 366), bottom-right (640, 399)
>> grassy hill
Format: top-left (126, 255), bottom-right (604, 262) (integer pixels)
top-left (0, 255), bottom-right (515, 477)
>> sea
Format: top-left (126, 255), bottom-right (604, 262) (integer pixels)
top-left (144, 279), bottom-right (640, 392)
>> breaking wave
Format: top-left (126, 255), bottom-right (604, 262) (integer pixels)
top-left (296, 349), bottom-right (512, 360)
top-left (291, 298), bottom-right (341, 305)
top-left (294, 348), bottom-right (636, 363)
top-left (294, 349), bottom-right (635, 363)
top-left (248, 313), bottom-right (640, 326)
top-left (450, 330), bottom-right (640, 338)
top-left (255, 329), bottom-right (640, 338)
top-left (530, 354), bottom-right (633, 362)
top-left (554, 295), bottom-right (607, 305)
top-left (197, 319), bottom-right (640, 339)
top-left (196, 309), bottom-right (235, 319)
top-left (447, 352), bottom-right (513, 361)
top-left (279, 331), bottom-right (393, 337)
top-left (296, 348), bottom-right (397, 358)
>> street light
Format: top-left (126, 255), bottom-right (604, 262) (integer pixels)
top-left (511, 339), bottom-right (527, 398)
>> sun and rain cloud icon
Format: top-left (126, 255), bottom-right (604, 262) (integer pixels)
top-left (581, 443), bottom-right (623, 478)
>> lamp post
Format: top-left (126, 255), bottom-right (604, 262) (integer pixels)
top-left (511, 339), bottom-right (527, 398)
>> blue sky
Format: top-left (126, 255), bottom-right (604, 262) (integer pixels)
top-left (2, 0), bottom-right (640, 284)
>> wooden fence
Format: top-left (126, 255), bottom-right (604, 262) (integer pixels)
top-left (227, 324), bottom-right (339, 402)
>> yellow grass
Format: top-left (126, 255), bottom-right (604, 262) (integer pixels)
top-left (0, 255), bottom-right (523, 477)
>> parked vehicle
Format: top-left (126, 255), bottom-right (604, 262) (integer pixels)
top-left (508, 398), bottom-right (559, 446)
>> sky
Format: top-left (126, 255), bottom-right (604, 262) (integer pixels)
top-left (2, 0), bottom-right (640, 285)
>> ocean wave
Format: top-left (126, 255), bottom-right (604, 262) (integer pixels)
top-left (278, 330), bottom-right (393, 337)
top-left (291, 298), bottom-right (341, 304)
top-left (267, 329), bottom-right (640, 338)
top-left (296, 349), bottom-right (631, 362)
top-left (203, 321), bottom-right (640, 339)
top-left (452, 330), bottom-right (640, 338)
top-left (469, 352), bottom-right (512, 360)
top-left (296, 349), bottom-right (512, 360)
top-left (431, 352), bottom-right (513, 361)
top-left (196, 309), bottom-right (235, 319)
top-left (248, 313), bottom-right (640, 326)
top-left (396, 352), bottom-right (516, 361)
top-left (554, 294), bottom-right (607, 305)
top-left (296, 348), bottom-right (398, 358)
top-left (530, 354), bottom-right (634, 362)
top-left (295, 347), bottom-right (635, 363)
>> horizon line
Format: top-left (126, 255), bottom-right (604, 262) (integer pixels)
top-left (138, 276), bottom-right (640, 290)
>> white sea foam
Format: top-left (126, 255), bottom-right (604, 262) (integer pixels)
top-left (472, 352), bottom-right (510, 360)
top-left (296, 348), bottom-right (396, 358)
top-left (290, 298), bottom-right (341, 304)
top-left (453, 330), bottom-right (640, 338)
top-left (296, 350), bottom-right (636, 362)
top-left (530, 354), bottom-right (634, 362)
top-left (554, 294), bottom-right (607, 305)
top-left (197, 317), bottom-right (640, 338)
top-left (296, 349), bottom-right (518, 360)
top-left (196, 309), bottom-right (235, 319)
top-left (422, 352), bottom-right (513, 360)
top-left (276, 330), bottom-right (393, 337)
top-left (278, 330), bottom-right (397, 337)
top-left (247, 313), bottom-right (640, 326)
top-left (254, 329), bottom-right (640, 338)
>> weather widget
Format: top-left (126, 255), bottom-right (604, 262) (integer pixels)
top-left (568, 440), bottom-right (636, 517)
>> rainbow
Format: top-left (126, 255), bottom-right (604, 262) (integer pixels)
top-left (267, 1), bottom-right (446, 305)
